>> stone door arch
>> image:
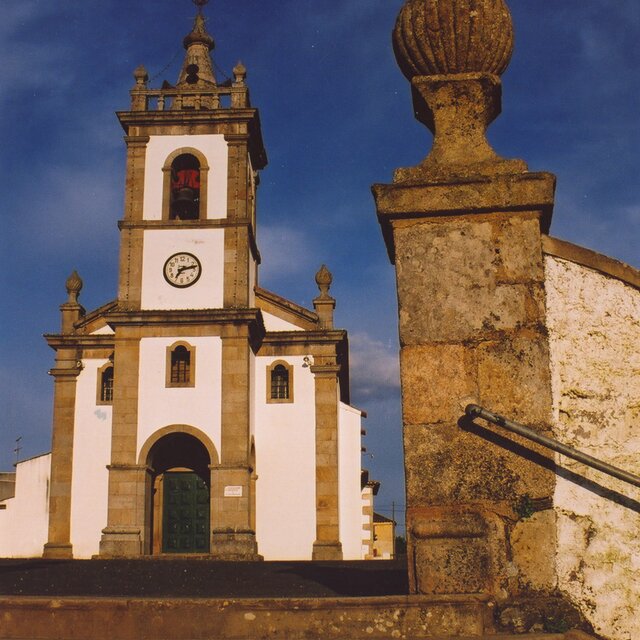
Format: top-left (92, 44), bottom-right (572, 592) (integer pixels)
top-left (139, 427), bottom-right (218, 554)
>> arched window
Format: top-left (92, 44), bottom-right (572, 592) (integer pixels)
top-left (271, 365), bottom-right (289, 399)
top-left (170, 154), bottom-right (201, 220)
top-left (267, 361), bottom-right (294, 403)
top-left (171, 346), bottom-right (190, 383)
top-left (166, 342), bottom-right (196, 388)
top-left (162, 148), bottom-right (209, 221)
top-left (97, 363), bottom-right (114, 405)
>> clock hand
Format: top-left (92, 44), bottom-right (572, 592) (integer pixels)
top-left (176, 264), bottom-right (197, 275)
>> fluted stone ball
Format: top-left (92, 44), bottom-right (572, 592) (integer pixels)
top-left (393, 0), bottom-right (514, 80)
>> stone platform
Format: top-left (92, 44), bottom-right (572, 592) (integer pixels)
top-left (0, 559), bottom-right (408, 598)
top-left (0, 560), bottom-right (596, 639)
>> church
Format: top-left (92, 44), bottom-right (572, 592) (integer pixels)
top-left (0, 6), bottom-right (368, 561)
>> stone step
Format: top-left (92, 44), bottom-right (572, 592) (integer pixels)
top-left (0, 595), bottom-right (598, 640)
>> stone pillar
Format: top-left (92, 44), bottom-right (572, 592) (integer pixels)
top-left (43, 272), bottom-right (84, 559)
top-left (99, 327), bottom-right (145, 556)
top-left (42, 361), bottom-right (80, 559)
top-left (224, 135), bottom-right (252, 308)
top-left (117, 135), bottom-right (148, 310)
top-left (212, 328), bottom-right (260, 559)
top-left (311, 359), bottom-right (343, 561)
top-left (373, 0), bottom-right (558, 599)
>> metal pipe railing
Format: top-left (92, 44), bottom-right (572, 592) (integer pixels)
top-left (465, 404), bottom-right (640, 489)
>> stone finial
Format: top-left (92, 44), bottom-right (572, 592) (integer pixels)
top-left (133, 65), bottom-right (149, 87)
top-left (314, 265), bottom-right (335, 330)
top-left (183, 13), bottom-right (215, 51)
top-left (61, 270), bottom-right (84, 333)
top-left (390, 0), bottom-right (525, 180)
top-left (392, 0), bottom-right (514, 81)
top-left (315, 265), bottom-right (333, 298)
top-left (233, 61), bottom-right (247, 85)
top-left (176, 13), bottom-right (216, 91)
top-left (65, 270), bottom-right (83, 304)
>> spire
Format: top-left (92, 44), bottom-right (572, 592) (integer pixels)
top-left (177, 9), bottom-right (216, 88)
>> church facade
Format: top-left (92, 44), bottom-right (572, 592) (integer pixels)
top-left (0, 11), bottom-right (367, 561)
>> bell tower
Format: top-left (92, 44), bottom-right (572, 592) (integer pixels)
top-left (99, 1), bottom-right (268, 559)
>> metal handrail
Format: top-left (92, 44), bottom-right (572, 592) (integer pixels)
top-left (465, 404), bottom-right (640, 489)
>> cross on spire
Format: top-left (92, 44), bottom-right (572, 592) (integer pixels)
top-left (192, 0), bottom-right (209, 15)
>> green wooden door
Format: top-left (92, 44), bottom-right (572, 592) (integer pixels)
top-left (162, 472), bottom-right (210, 553)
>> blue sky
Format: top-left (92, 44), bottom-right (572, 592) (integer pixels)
top-left (1, 1), bottom-right (638, 529)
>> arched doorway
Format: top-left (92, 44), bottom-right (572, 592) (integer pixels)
top-left (145, 432), bottom-right (212, 554)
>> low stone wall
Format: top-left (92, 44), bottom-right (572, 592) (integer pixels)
top-left (0, 595), bottom-right (492, 640)
top-left (544, 239), bottom-right (640, 640)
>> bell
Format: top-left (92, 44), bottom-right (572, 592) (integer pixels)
top-left (186, 63), bottom-right (200, 85)
top-left (172, 187), bottom-right (198, 219)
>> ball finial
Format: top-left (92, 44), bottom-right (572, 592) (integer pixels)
top-left (393, 0), bottom-right (514, 80)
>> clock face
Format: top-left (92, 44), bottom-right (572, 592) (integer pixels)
top-left (163, 252), bottom-right (202, 288)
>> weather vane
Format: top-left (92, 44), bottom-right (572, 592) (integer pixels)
top-left (192, 0), bottom-right (209, 13)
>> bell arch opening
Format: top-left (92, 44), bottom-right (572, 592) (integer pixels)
top-left (145, 431), bottom-right (212, 555)
top-left (170, 153), bottom-right (201, 220)
top-left (161, 147), bottom-right (210, 222)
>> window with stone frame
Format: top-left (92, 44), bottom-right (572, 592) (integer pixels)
top-left (97, 363), bottom-right (114, 405)
top-left (267, 361), bottom-right (294, 403)
top-left (166, 342), bottom-right (196, 388)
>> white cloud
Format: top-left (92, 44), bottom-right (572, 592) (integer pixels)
top-left (0, 4), bottom-right (75, 106)
top-left (257, 225), bottom-right (318, 281)
top-left (349, 331), bottom-right (400, 401)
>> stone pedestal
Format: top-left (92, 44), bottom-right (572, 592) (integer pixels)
top-left (99, 527), bottom-right (143, 557)
top-left (374, 169), bottom-right (558, 597)
top-left (210, 531), bottom-right (261, 561)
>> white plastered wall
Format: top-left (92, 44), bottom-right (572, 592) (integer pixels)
top-left (254, 355), bottom-right (316, 559)
top-left (339, 401), bottom-right (365, 560)
top-left (0, 454), bottom-right (50, 557)
top-left (143, 134), bottom-right (228, 220)
top-left (141, 228), bottom-right (224, 310)
top-left (70, 359), bottom-right (112, 558)
top-left (262, 312), bottom-right (305, 332)
top-left (137, 336), bottom-right (222, 460)
top-left (545, 255), bottom-right (640, 640)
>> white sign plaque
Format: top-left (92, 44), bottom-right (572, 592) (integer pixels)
top-left (224, 485), bottom-right (243, 497)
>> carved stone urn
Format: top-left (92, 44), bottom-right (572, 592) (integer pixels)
top-left (391, 0), bottom-right (526, 179)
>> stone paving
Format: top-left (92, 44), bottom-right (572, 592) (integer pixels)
top-left (0, 558), bottom-right (408, 598)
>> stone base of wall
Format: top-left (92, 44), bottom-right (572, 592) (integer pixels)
top-left (98, 527), bottom-right (143, 557)
top-left (210, 531), bottom-right (261, 560)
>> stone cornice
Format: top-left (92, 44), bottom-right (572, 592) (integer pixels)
top-left (255, 286), bottom-right (319, 328)
top-left (44, 334), bottom-right (115, 350)
top-left (310, 364), bottom-right (342, 377)
top-left (118, 218), bottom-right (252, 230)
top-left (105, 308), bottom-right (264, 328)
top-left (261, 329), bottom-right (347, 348)
top-left (373, 171), bottom-right (556, 262)
top-left (48, 367), bottom-right (82, 379)
top-left (116, 108), bottom-right (267, 170)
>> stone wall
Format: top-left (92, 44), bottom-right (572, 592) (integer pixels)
top-left (545, 248), bottom-right (640, 640)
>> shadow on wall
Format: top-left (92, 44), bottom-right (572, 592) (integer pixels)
top-left (459, 416), bottom-right (640, 514)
